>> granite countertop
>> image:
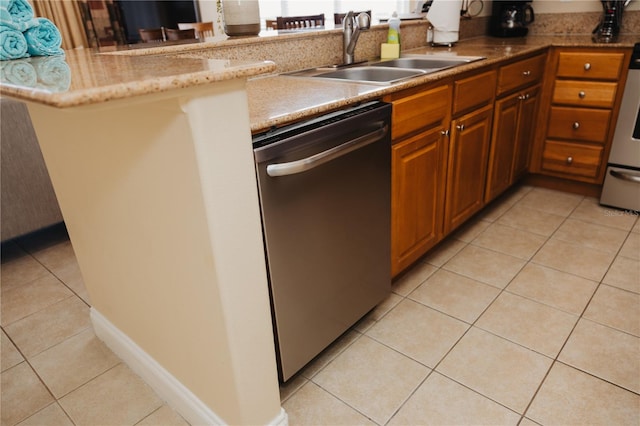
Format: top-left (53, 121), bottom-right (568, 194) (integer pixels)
top-left (0, 48), bottom-right (275, 108)
top-left (248, 35), bottom-right (639, 133)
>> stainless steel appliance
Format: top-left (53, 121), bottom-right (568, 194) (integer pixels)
top-left (253, 101), bottom-right (392, 381)
top-left (600, 43), bottom-right (640, 212)
top-left (489, 0), bottom-right (534, 38)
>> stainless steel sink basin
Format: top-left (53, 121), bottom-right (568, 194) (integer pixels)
top-left (371, 57), bottom-right (479, 70)
top-left (311, 66), bottom-right (427, 84)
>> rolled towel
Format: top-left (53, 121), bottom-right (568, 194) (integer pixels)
top-left (0, 57), bottom-right (36, 86)
top-left (0, 24), bottom-right (28, 60)
top-left (33, 55), bottom-right (70, 91)
top-left (24, 17), bottom-right (63, 57)
top-left (0, 0), bottom-right (38, 32)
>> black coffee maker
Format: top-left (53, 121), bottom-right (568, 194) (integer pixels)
top-left (593, 1), bottom-right (628, 43)
top-left (489, 1), bottom-right (535, 37)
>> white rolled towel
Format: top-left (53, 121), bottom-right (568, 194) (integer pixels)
top-left (427, 0), bottom-right (462, 44)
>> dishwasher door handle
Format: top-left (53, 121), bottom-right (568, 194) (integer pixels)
top-left (610, 169), bottom-right (640, 183)
top-left (266, 123), bottom-right (388, 177)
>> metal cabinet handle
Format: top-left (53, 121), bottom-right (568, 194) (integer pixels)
top-left (578, 91), bottom-right (586, 99)
top-left (610, 169), bottom-right (640, 183)
top-left (456, 124), bottom-right (465, 131)
top-left (566, 156), bottom-right (573, 165)
top-left (572, 122), bottom-right (580, 130)
top-left (266, 123), bottom-right (388, 177)
top-left (523, 70), bottom-right (531, 76)
top-left (584, 63), bottom-right (591, 71)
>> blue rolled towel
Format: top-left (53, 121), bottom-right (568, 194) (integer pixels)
top-left (24, 17), bottom-right (63, 57)
top-left (0, 24), bottom-right (28, 60)
top-left (0, 57), bottom-right (36, 86)
top-left (0, 0), bottom-right (38, 32)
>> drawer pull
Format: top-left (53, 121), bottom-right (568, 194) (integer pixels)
top-left (578, 91), bottom-right (586, 99)
top-left (566, 156), bottom-right (573, 165)
top-left (456, 124), bottom-right (465, 131)
top-left (584, 63), bottom-right (591, 71)
top-left (610, 169), bottom-right (640, 183)
top-left (523, 70), bottom-right (531, 77)
top-left (572, 122), bottom-right (580, 130)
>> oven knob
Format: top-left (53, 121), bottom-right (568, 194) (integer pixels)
top-left (572, 122), bottom-right (580, 130)
top-left (584, 63), bottom-right (591, 71)
top-left (578, 91), bottom-right (586, 99)
top-left (566, 156), bottom-right (573, 165)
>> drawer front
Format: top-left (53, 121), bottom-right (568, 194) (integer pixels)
top-left (453, 70), bottom-right (497, 116)
top-left (556, 51), bottom-right (625, 80)
top-left (547, 106), bottom-right (611, 143)
top-left (497, 54), bottom-right (546, 96)
top-left (552, 80), bottom-right (617, 108)
top-left (541, 140), bottom-right (603, 179)
top-left (390, 84), bottom-right (451, 140)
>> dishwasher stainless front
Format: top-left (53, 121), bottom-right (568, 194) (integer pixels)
top-left (253, 101), bottom-right (392, 381)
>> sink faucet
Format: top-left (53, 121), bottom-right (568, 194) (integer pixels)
top-left (343, 11), bottom-right (371, 65)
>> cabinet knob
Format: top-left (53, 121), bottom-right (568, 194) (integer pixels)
top-left (584, 63), bottom-right (591, 71)
top-left (441, 129), bottom-right (450, 136)
top-left (578, 91), bottom-right (586, 99)
top-left (572, 122), bottom-right (580, 130)
top-left (522, 70), bottom-right (531, 77)
top-left (566, 156), bottom-right (573, 165)
top-left (456, 124), bottom-right (465, 131)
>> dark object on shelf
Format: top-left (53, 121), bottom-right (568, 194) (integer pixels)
top-left (489, 0), bottom-right (534, 38)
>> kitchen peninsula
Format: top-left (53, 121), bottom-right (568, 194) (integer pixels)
top-left (1, 27), bottom-right (637, 426)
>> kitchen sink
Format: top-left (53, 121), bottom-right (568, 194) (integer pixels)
top-left (370, 56), bottom-right (483, 71)
top-left (311, 66), bottom-right (427, 84)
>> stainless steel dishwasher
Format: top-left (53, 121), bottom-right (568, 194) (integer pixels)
top-left (253, 101), bottom-right (391, 381)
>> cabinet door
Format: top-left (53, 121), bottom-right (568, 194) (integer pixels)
top-left (445, 104), bottom-right (493, 234)
top-left (391, 126), bottom-right (447, 277)
top-left (512, 85), bottom-right (540, 181)
top-left (486, 93), bottom-right (520, 202)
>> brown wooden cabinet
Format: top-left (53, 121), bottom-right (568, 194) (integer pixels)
top-left (486, 53), bottom-right (545, 202)
top-left (385, 83), bottom-right (451, 277)
top-left (532, 47), bottom-right (631, 184)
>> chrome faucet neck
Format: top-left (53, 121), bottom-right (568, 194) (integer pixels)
top-left (342, 11), bottom-right (370, 65)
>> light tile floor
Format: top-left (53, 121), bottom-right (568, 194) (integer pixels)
top-left (1, 185), bottom-right (639, 425)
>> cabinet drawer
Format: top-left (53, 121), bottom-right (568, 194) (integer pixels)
top-left (453, 70), bottom-right (496, 116)
top-left (552, 80), bottom-right (617, 108)
top-left (497, 54), bottom-right (546, 96)
top-left (390, 84), bottom-right (451, 140)
top-left (556, 51), bottom-right (625, 80)
top-left (547, 106), bottom-right (611, 143)
top-left (541, 140), bottom-right (603, 179)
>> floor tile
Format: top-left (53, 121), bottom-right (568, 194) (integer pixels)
top-left (559, 319), bottom-right (640, 393)
top-left (518, 418), bottom-right (540, 426)
top-left (137, 405), bottom-right (190, 426)
top-left (527, 362), bottom-right (639, 426)
top-left (352, 293), bottom-right (402, 333)
top-left (282, 381), bottom-right (375, 425)
top-left (517, 187), bottom-right (583, 217)
top-left (4, 296), bottom-right (90, 358)
top-left (1, 274), bottom-right (73, 326)
top-left (583, 284), bottom-right (640, 336)
top-left (571, 198), bottom-right (637, 231)
top-left (312, 335), bottom-right (429, 425)
top-left (59, 363), bottom-right (163, 426)
top-left (367, 299), bottom-right (469, 368)
top-left (15, 403), bottom-right (74, 426)
top-left (388, 372), bottom-right (521, 426)
top-left (391, 262), bottom-right (437, 296)
top-left (506, 263), bottom-right (598, 315)
top-left (497, 204), bottom-right (566, 237)
top-left (475, 292), bottom-right (578, 358)
top-left (30, 328), bottom-right (121, 398)
top-left (437, 327), bottom-right (552, 413)
top-left (553, 218), bottom-right (629, 254)
top-left (619, 232), bottom-right (640, 260)
top-left (422, 238), bottom-right (467, 267)
top-left (409, 269), bottom-right (500, 323)
top-left (0, 253), bottom-right (51, 293)
top-left (443, 245), bottom-right (526, 289)
top-left (1, 330), bottom-right (24, 372)
top-left (532, 238), bottom-right (615, 282)
top-left (279, 374), bottom-right (308, 403)
top-left (1, 362), bottom-right (54, 426)
top-left (633, 218), bottom-right (640, 233)
top-left (604, 256), bottom-right (640, 294)
top-left (477, 198), bottom-right (514, 222)
top-left (471, 223), bottom-right (547, 260)
top-left (301, 330), bottom-right (361, 378)
top-left (452, 218), bottom-right (492, 243)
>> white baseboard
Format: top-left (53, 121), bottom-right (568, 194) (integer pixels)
top-left (91, 308), bottom-right (288, 426)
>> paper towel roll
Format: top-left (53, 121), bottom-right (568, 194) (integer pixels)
top-left (426, 0), bottom-right (462, 44)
